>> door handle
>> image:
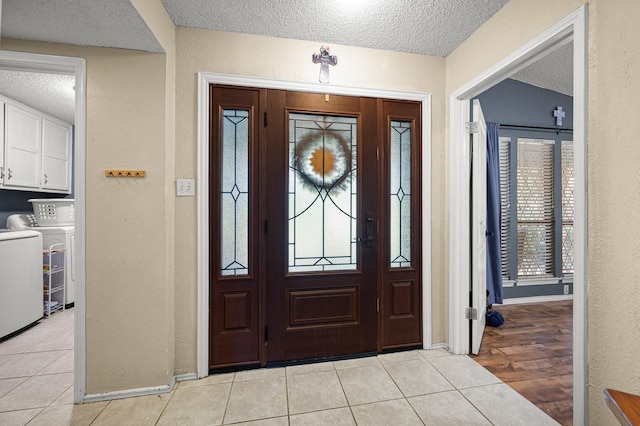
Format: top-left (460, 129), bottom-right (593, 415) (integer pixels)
top-left (362, 211), bottom-right (375, 248)
top-left (7, 168), bottom-right (12, 180)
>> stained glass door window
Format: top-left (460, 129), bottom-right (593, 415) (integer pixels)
top-left (220, 109), bottom-right (249, 276)
top-left (288, 113), bottom-right (358, 273)
top-left (390, 120), bottom-right (412, 268)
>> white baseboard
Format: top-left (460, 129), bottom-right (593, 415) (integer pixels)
top-left (428, 342), bottom-right (449, 351)
top-left (82, 372), bottom-right (197, 403)
top-left (501, 294), bottom-right (574, 305)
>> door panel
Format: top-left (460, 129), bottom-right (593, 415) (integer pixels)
top-left (209, 86), bottom-right (423, 368)
top-left (471, 99), bottom-right (488, 355)
top-left (380, 100), bottom-right (423, 349)
top-left (265, 91), bottom-right (378, 362)
top-left (209, 86), bottom-right (262, 368)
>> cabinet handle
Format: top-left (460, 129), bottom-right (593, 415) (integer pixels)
top-left (7, 168), bottom-right (12, 180)
top-left (44, 174), bottom-right (48, 184)
top-left (0, 166), bottom-right (3, 180)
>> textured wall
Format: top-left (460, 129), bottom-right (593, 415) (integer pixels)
top-left (587, 0), bottom-right (640, 424)
top-left (172, 28), bottom-right (448, 373)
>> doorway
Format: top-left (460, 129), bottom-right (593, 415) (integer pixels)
top-left (208, 85), bottom-right (423, 368)
top-left (448, 6), bottom-right (587, 424)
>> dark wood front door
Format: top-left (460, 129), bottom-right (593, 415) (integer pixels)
top-left (264, 91), bottom-right (378, 362)
top-left (209, 85), bottom-right (422, 369)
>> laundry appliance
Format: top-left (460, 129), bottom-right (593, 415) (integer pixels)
top-left (0, 230), bottom-right (43, 339)
top-left (7, 214), bottom-right (75, 306)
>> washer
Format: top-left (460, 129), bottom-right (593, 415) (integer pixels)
top-left (7, 214), bottom-right (75, 306)
top-left (0, 230), bottom-right (43, 339)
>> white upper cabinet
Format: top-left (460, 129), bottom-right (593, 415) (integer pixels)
top-left (0, 96), bottom-right (72, 194)
top-left (42, 118), bottom-right (72, 191)
top-left (4, 103), bottom-right (42, 189)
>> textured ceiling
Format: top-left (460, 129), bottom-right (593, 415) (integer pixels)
top-left (2, 0), bottom-right (163, 53)
top-left (160, 0), bottom-right (510, 57)
top-left (0, 0), bottom-right (572, 126)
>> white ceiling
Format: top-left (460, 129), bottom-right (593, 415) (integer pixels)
top-left (0, 0), bottom-right (573, 125)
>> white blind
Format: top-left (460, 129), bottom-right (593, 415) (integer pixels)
top-left (499, 137), bottom-right (511, 278)
top-left (517, 138), bottom-right (555, 278)
top-left (561, 141), bottom-right (574, 275)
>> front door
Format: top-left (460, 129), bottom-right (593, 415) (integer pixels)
top-left (209, 85), bottom-right (422, 369)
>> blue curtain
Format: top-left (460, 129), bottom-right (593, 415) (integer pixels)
top-left (486, 122), bottom-right (503, 305)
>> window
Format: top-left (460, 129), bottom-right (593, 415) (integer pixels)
top-left (499, 137), bottom-right (573, 281)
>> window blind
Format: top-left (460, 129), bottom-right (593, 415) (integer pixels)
top-left (517, 138), bottom-right (555, 278)
top-left (561, 141), bottom-right (574, 275)
top-left (499, 137), bottom-right (511, 279)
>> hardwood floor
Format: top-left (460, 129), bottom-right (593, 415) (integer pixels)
top-left (472, 300), bottom-right (573, 425)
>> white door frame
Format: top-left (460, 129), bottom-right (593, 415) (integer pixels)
top-left (448, 6), bottom-right (587, 424)
top-left (0, 50), bottom-right (87, 403)
top-left (197, 73), bottom-right (432, 377)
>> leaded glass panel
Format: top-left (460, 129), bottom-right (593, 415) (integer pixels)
top-left (288, 113), bottom-right (358, 273)
top-left (390, 120), bottom-right (412, 268)
top-left (221, 109), bottom-right (249, 276)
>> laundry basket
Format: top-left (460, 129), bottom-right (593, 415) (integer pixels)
top-left (28, 199), bottom-right (75, 226)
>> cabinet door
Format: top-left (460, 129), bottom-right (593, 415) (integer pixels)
top-left (4, 103), bottom-right (41, 189)
top-left (42, 118), bottom-right (71, 192)
top-left (0, 102), bottom-right (4, 186)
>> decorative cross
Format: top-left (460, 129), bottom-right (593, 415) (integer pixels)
top-left (553, 106), bottom-right (566, 126)
top-left (312, 46), bottom-right (337, 84)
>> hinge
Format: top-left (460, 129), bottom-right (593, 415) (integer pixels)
top-left (264, 111), bottom-right (267, 127)
top-left (376, 147), bottom-right (379, 161)
top-left (263, 219), bottom-right (268, 234)
top-left (465, 307), bottom-right (478, 320)
top-left (466, 121), bottom-right (478, 134)
top-left (376, 298), bottom-right (379, 313)
top-left (264, 326), bottom-right (269, 344)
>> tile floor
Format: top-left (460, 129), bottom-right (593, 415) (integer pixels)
top-left (0, 309), bottom-right (560, 425)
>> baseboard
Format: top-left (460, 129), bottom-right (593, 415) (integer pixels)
top-left (427, 342), bottom-right (449, 351)
top-left (501, 294), bottom-right (574, 305)
top-left (82, 372), bottom-right (197, 403)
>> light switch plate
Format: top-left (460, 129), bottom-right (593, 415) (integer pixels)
top-left (176, 178), bottom-right (195, 196)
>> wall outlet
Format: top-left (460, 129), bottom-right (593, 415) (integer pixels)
top-left (176, 178), bottom-right (195, 196)
top-left (563, 284), bottom-right (569, 295)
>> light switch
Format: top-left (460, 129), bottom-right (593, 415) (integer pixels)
top-left (176, 178), bottom-right (195, 196)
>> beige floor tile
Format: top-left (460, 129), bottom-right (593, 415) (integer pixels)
top-left (287, 370), bottom-right (348, 414)
top-left (0, 377), bottom-right (27, 398)
top-left (332, 355), bottom-right (381, 370)
top-left (351, 398), bottom-right (422, 425)
top-left (50, 384), bottom-right (74, 406)
top-left (461, 383), bottom-right (560, 426)
top-left (224, 377), bottom-right (288, 424)
top-left (157, 382), bottom-right (231, 426)
top-left (418, 348), bottom-right (451, 359)
top-left (0, 354), bottom-right (16, 367)
top-left (428, 355), bottom-right (502, 389)
top-left (30, 332), bottom-right (74, 352)
top-left (383, 358), bottom-right (455, 397)
top-left (290, 407), bottom-right (356, 425)
top-left (0, 350), bottom-right (66, 379)
top-left (27, 401), bottom-right (109, 426)
top-left (0, 372), bottom-right (73, 411)
top-left (285, 361), bottom-right (334, 376)
top-left (38, 350), bottom-right (74, 375)
top-left (376, 350), bottom-right (423, 364)
top-left (179, 372), bottom-right (235, 388)
top-left (92, 393), bottom-right (171, 426)
top-left (234, 367), bottom-right (285, 382)
top-left (0, 407), bottom-right (42, 425)
top-left (336, 364), bottom-right (402, 406)
top-left (409, 390), bottom-right (492, 425)
top-left (232, 416), bottom-right (289, 425)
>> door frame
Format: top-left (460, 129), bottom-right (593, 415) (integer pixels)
top-left (0, 50), bottom-right (87, 403)
top-left (448, 6), bottom-right (587, 424)
top-left (196, 73), bottom-right (431, 377)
